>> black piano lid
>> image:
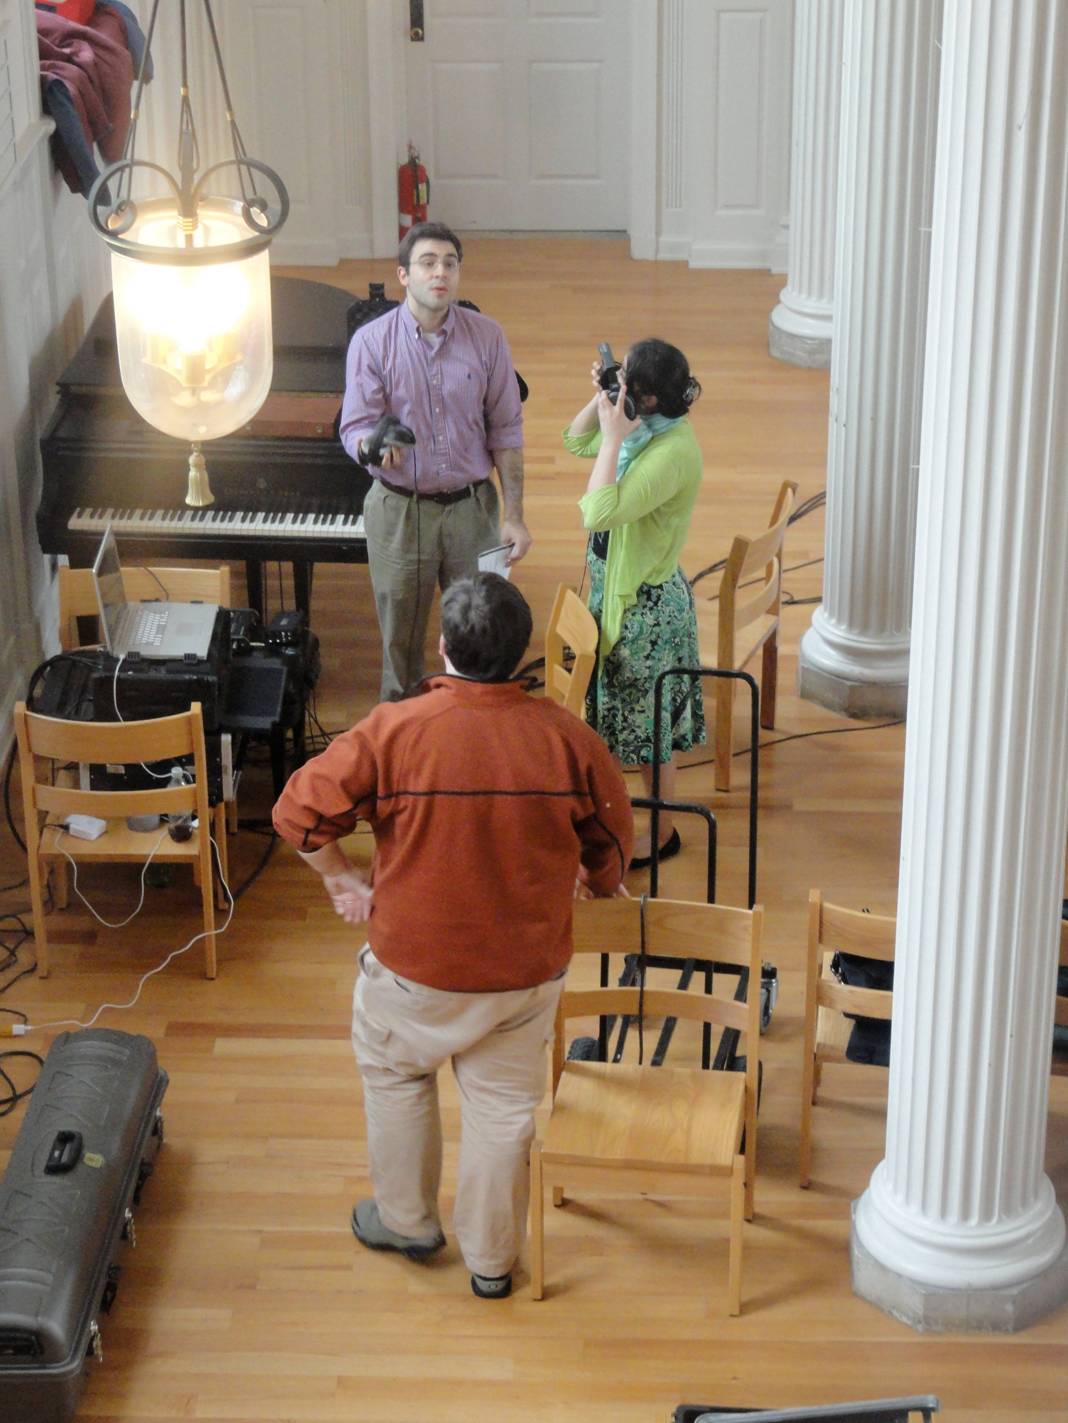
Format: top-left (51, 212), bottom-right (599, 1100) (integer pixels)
top-left (58, 274), bottom-right (356, 396)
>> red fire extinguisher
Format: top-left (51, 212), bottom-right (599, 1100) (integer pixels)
top-left (398, 143), bottom-right (430, 241)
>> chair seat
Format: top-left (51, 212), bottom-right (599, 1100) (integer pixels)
top-left (542, 1061), bottom-right (745, 1172)
top-left (39, 816), bottom-right (205, 863)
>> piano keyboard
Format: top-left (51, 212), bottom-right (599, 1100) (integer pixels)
top-left (68, 506), bottom-right (365, 540)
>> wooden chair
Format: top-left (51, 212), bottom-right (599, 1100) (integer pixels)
top-left (13, 701), bottom-right (224, 979)
top-left (530, 895), bottom-right (763, 1314)
top-left (57, 563), bottom-right (231, 652)
top-left (694, 479), bottom-right (797, 791)
top-left (799, 889), bottom-right (895, 1188)
top-left (543, 583), bottom-right (599, 717)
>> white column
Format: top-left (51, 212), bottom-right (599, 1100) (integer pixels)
top-left (768, 0), bottom-right (844, 368)
top-left (852, 0), bottom-right (1068, 1332)
top-left (797, 0), bottom-right (941, 719)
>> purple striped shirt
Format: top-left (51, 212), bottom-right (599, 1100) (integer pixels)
top-left (339, 300), bottom-right (523, 494)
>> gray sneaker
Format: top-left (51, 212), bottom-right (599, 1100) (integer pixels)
top-left (350, 1199), bottom-right (445, 1261)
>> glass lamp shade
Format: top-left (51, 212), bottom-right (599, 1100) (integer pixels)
top-left (109, 197), bottom-right (274, 443)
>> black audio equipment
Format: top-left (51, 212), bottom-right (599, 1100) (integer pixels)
top-left (35, 606), bottom-right (317, 803)
top-left (90, 609), bottom-right (230, 730)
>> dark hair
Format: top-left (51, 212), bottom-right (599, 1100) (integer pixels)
top-left (440, 573), bottom-right (532, 681)
top-left (398, 221), bottom-right (464, 270)
top-left (624, 338), bottom-right (701, 418)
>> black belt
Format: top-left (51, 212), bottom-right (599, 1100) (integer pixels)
top-left (378, 476), bottom-right (480, 506)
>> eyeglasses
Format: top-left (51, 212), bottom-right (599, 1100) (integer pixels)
top-left (412, 254), bottom-right (459, 273)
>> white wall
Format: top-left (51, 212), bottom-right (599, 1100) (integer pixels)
top-left (0, 0), bottom-right (110, 748)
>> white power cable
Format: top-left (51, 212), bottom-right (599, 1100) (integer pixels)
top-left (46, 823), bottom-right (169, 928)
top-left (17, 834), bottom-right (234, 1034)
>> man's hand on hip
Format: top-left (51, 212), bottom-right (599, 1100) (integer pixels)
top-left (298, 842), bottom-right (373, 923)
top-left (323, 868), bottom-right (373, 924)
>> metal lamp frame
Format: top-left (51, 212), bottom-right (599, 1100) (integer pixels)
top-left (87, 0), bottom-right (289, 261)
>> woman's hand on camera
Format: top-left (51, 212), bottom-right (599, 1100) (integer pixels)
top-left (590, 359), bottom-right (604, 393)
top-left (597, 377), bottom-right (640, 440)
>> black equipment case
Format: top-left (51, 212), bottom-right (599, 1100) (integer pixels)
top-left (0, 1028), bottom-right (167, 1423)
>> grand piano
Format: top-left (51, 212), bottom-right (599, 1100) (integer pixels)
top-left (37, 274), bottom-right (371, 617)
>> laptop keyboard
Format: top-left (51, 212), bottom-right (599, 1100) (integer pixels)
top-left (133, 608), bottom-right (169, 647)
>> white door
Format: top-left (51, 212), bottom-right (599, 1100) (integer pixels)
top-left (404, 0), bottom-right (629, 231)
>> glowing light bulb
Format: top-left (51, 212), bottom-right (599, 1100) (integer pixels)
top-left (109, 198), bottom-right (273, 442)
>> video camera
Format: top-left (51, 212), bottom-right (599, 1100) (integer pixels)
top-left (360, 413), bottom-right (417, 467)
top-left (597, 342), bottom-right (637, 419)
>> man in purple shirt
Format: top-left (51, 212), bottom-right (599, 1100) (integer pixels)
top-left (340, 222), bottom-right (531, 701)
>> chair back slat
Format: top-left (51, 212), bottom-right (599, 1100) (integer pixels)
top-left (738, 502), bottom-right (793, 574)
top-left (21, 707), bottom-right (197, 764)
top-left (35, 784), bottom-right (197, 820)
top-left (820, 902), bottom-right (896, 960)
top-left (816, 979), bottom-right (893, 1021)
top-left (734, 559), bottom-right (781, 630)
top-left (572, 896), bottom-right (757, 968)
top-left (564, 985), bottom-right (750, 1034)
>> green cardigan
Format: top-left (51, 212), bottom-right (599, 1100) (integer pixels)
top-left (565, 419), bottom-right (702, 657)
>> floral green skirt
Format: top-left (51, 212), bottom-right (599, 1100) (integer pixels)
top-left (585, 549), bottom-right (706, 766)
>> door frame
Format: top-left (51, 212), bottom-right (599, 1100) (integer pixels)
top-left (366, 0), bottom-right (660, 258)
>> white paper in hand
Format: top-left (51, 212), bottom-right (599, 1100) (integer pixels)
top-left (477, 542), bottom-right (515, 579)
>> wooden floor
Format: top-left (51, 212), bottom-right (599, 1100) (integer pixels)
top-left (2, 239), bottom-right (1065, 1422)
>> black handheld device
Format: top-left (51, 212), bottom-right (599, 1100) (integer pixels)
top-left (362, 414), bottom-right (417, 467)
top-left (597, 343), bottom-right (636, 420)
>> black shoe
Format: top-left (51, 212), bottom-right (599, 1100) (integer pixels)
top-left (471, 1271), bottom-right (512, 1299)
top-left (629, 826), bottom-right (681, 871)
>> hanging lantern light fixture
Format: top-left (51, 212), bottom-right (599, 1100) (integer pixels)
top-left (88, 0), bottom-right (289, 506)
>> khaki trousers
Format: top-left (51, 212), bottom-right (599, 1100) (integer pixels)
top-left (351, 946), bottom-right (563, 1278)
top-left (363, 478), bottom-right (500, 701)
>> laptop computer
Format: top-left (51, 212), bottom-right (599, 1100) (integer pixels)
top-left (91, 525), bottom-right (219, 660)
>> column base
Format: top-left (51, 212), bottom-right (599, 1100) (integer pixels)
top-left (768, 311), bottom-right (831, 368)
top-left (798, 657), bottom-right (908, 719)
top-left (850, 1201), bottom-right (1068, 1333)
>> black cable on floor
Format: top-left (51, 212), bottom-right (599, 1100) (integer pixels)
top-left (0, 1051), bottom-right (45, 1117)
top-left (675, 716), bottom-right (905, 775)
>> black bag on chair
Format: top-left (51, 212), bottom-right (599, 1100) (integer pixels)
top-left (831, 952), bottom-right (894, 1066)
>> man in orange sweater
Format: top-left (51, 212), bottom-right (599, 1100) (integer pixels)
top-left (273, 573), bottom-right (633, 1298)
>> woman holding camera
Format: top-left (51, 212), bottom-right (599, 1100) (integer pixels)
top-left (563, 338), bottom-right (705, 867)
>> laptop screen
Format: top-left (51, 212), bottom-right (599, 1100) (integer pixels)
top-left (91, 526), bottom-right (126, 652)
